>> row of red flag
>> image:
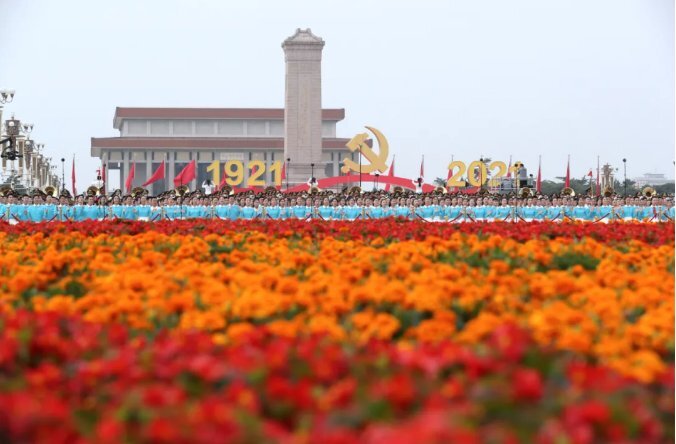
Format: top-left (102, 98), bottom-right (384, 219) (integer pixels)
top-left (123, 160), bottom-right (288, 192)
top-left (71, 155), bottom-right (600, 196)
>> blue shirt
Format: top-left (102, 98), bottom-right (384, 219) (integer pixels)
top-left (368, 207), bottom-right (384, 219)
top-left (240, 207), bottom-right (256, 220)
top-left (266, 206), bottom-right (282, 219)
top-left (318, 206), bottom-right (333, 220)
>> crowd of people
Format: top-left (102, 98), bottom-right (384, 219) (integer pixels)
top-left (0, 187), bottom-right (672, 223)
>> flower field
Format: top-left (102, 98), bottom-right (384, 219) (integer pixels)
top-left (0, 220), bottom-right (673, 443)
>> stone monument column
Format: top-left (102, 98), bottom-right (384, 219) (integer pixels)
top-left (282, 28), bottom-right (326, 185)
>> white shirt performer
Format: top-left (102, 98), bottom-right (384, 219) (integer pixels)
top-left (202, 180), bottom-right (215, 195)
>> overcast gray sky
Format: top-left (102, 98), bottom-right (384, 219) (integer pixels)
top-left (1, 0), bottom-right (673, 188)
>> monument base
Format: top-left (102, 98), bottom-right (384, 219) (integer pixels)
top-left (287, 162), bottom-right (328, 187)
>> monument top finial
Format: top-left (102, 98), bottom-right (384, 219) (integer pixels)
top-left (282, 28), bottom-right (324, 47)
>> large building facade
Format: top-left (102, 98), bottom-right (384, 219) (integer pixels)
top-left (90, 29), bottom-right (356, 194)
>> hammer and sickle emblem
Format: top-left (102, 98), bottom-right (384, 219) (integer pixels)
top-left (340, 126), bottom-right (389, 174)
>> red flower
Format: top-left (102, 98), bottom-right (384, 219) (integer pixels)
top-left (511, 368), bottom-right (544, 402)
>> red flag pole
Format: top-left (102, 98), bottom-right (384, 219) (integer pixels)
top-left (564, 155), bottom-right (570, 188)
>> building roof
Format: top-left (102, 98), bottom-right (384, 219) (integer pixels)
top-left (113, 107), bottom-right (345, 129)
top-left (91, 137), bottom-right (351, 157)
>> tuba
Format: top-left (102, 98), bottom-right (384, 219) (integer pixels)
top-left (87, 185), bottom-right (102, 197)
top-left (642, 186), bottom-right (656, 198)
top-left (219, 185), bottom-right (234, 196)
top-left (309, 185), bottom-right (321, 195)
top-left (602, 186), bottom-right (614, 197)
top-left (44, 186), bottom-right (58, 197)
top-left (434, 185), bottom-right (448, 194)
top-left (561, 187), bottom-right (576, 197)
top-left (0, 185), bottom-right (11, 197)
top-left (131, 186), bottom-right (148, 198)
top-left (520, 187), bottom-right (534, 198)
top-left (175, 185), bottom-right (189, 197)
top-left (348, 185), bottom-right (362, 195)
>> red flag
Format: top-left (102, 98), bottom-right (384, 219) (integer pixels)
top-left (71, 156), bottom-right (77, 195)
top-left (101, 163), bottom-right (106, 188)
top-left (587, 169), bottom-right (593, 177)
top-left (174, 160), bottom-right (196, 187)
top-left (564, 156), bottom-right (570, 188)
top-left (281, 162), bottom-right (286, 181)
top-left (419, 155), bottom-right (424, 179)
top-left (142, 160), bottom-right (165, 187)
top-left (506, 156), bottom-right (512, 178)
top-left (536, 157), bottom-right (542, 193)
top-left (125, 162), bottom-right (135, 193)
top-left (385, 156), bottom-right (395, 191)
top-left (218, 162), bottom-right (230, 190)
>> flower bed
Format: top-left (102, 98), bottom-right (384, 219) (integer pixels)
top-left (0, 220), bottom-right (673, 442)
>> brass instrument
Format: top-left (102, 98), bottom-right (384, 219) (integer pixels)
top-left (434, 185), bottom-right (448, 194)
top-left (87, 185), bottom-right (102, 197)
top-left (131, 186), bottom-right (148, 198)
top-left (264, 186), bottom-right (277, 194)
top-left (392, 185), bottom-right (404, 194)
top-left (642, 187), bottom-right (656, 198)
top-left (0, 185), bottom-right (12, 197)
top-left (519, 187), bottom-right (534, 198)
top-left (602, 186), bottom-right (614, 197)
top-left (175, 185), bottom-right (189, 197)
top-left (348, 185), bottom-right (362, 195)
top-left (60, 189), bottom-right (73, 198)
top-left (44, 186), bottom-right (58, 197)
top-left (309, 185), bottom-right (321, 194)
top-left (561, 187), bottom-right (576, 197)
top-left (220, 185), bottom-right (234, 196)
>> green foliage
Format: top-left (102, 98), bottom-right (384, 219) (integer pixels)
top-left (551, 252), bottom-right (600, 271)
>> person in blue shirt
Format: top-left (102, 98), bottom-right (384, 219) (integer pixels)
top-left (445, 201), bottom-right (462, 222)
top-left (494, 198), bottom-right (512, 221)
top-left (265, 197), bottom-right (282, 220)
top-left (546, 199), bottom-right (563, 221)
top-left (240, 197), bottom-right (256, 220)
top-left (291, 196), bottom-right (309, 220)
top-left (366, 198), bottom-right (385, 219)
top-left (571, 201), bottom-right (591, 221)
top-left (228, 197), bottom-right (241, 221)
top-left (394, 198), bottom-right (411, 219)
top-left (343, 198), bottom-right (361, 221)
top-left (81, 196), bottom-right (103, 221)
top-left (26, 195), bottom-right (46, 223)
top-left (381, 199), bottom-right (394, 219)
top-left (317, 197), bottom-right (334, 220)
